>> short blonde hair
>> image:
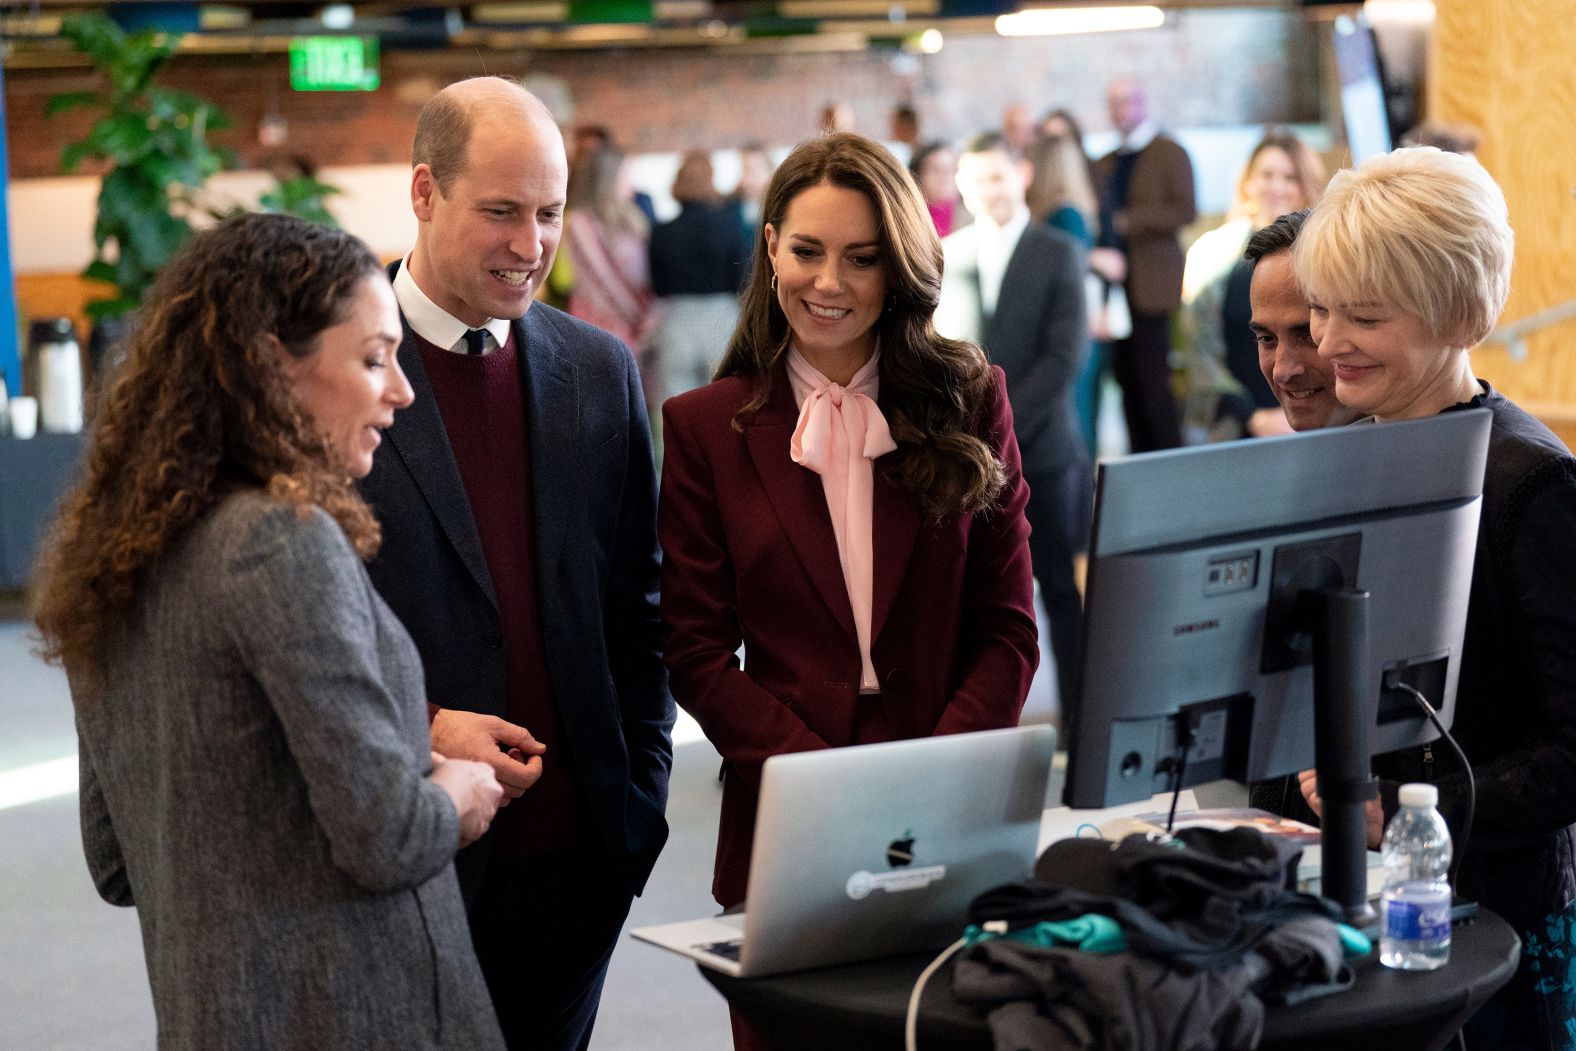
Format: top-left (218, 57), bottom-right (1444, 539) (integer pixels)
top-left (1294, 146), bottom-right (1513, 347)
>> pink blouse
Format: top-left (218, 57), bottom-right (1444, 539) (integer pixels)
top-left (786, 347), bottom-right (897, 693)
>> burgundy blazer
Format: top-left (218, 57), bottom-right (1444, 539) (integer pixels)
top-left (659, 363), bottom-right (1039, 906)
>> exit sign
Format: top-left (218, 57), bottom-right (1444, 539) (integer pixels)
top-left (290, 37), bottom-right (380, 92)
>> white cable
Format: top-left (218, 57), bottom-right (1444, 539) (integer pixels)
top-left (906, 936), bottom-right (969, 1051)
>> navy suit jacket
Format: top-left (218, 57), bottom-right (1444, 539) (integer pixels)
top-left (938, 222), bottom-right (1089, 476)
top-left (659, 365), bottom-right (1038, 905)
top-left (360, 261), bottom-right (674, 899)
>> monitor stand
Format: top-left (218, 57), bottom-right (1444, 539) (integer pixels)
top-left (1303, 587), bottom-right (1379, 925)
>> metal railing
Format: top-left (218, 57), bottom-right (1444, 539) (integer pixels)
top-left (1484, 298), bottom-right (1576, 361)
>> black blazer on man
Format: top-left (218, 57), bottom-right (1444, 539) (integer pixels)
top-left (937, 222), bottom-right (1089, 476)
top-left (360, 261), bottom-right (674, 900)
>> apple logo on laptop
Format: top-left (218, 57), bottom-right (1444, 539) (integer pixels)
top-left (886, 832), bottom-right (915, 868)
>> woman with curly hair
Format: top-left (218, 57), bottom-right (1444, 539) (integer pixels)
top-left (659, 133), bottom-right (1038, 924)
top-left (32, 213), bottom-right (505, 1049)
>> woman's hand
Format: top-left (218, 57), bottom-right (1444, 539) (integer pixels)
top-left (429, 753), bottom-right (505, 847)
top-left (1088, 247), bottom-right (1127, 284)
top-left (1297, 768), bottom-right (1385, 849)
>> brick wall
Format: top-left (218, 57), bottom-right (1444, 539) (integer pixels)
top-left (7, 8), bottom-right (1315, 179)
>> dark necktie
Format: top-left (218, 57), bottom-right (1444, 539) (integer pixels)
top-left (462, 328), bottom-right (488, 356)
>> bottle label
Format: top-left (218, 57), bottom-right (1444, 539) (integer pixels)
top-left (1385, 895), bottom-right (1451, 942)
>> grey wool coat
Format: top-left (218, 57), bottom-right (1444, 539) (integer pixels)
top-left (72, 490), bottom-right (504, 1050)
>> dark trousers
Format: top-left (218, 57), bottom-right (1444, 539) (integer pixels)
top-left (1023, 461), bottom-right (1089, 726)
top-left (1112, 310), bottom-right (1182, 452)
top-left (469, 845), bottom-right (634, 1051)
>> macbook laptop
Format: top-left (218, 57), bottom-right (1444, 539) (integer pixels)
top-left (631, 723), bottom-right (1055, 977)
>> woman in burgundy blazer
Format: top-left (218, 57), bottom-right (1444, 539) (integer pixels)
top-left (659, 133), bottom-right (1039, 909)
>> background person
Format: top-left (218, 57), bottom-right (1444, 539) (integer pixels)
top-left (660, 132), bottom-right (1038, 920)
top-left (1092, 77), bottom-right (1196, 452)
top-left (938, 131), bottom-right (1089, 728)
top-left (31, 213), bottom-right (505, 1049)
top-left (1037, 107), bottom-right (1114, 462)
top-left (1026, 126), bottom-right (1099, 248)
top-left (648, 150), bottom-right (746, 413)
top-left (730, 142), bottom-right (775, 281)
top-left (908, 140), bottom-right (961, 237)
top-left (1239, 209), bottom-right (1357, 434)
top-left (1179, 129), bottom-right (1325, 440)
top-left (1293, 146), bottom-right (1576, 1050)
top-left (565, 143), bottom-right (655, 351)
top-left (361, 76), bottom-right (673, 1051)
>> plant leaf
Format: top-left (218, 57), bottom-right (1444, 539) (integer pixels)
top-left (45, 92), bottom-right (102, 118)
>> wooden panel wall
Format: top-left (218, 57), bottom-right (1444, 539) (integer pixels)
top-left (1432, 0), bottom-right (1576, 422)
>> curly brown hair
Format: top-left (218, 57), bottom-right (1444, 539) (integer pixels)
top-left (715, 132), bottom-right (1005, 518)
top-left (33, 212), bottom-right (386, 684)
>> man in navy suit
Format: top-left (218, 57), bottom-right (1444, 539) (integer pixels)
top-left (937, 130), bottom-right (1090, 733)
top-left (359, 75), bottom-right (673, 1051)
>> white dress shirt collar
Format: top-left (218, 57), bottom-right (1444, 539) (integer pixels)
top-left (393, 257), bottom-right (512, 354)
top-left (1120, 120), bottom-right (1160, 154)
top-left (974, 205), bottom-right (1031, 318)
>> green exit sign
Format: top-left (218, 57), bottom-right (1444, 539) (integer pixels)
top-left (289, 37), bottom-right (380, 92)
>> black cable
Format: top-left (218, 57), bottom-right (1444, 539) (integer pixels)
top-left (1164, 719), bottom-right (1194, 834)
top-left (1395, 681), bottom-right (1474, 886)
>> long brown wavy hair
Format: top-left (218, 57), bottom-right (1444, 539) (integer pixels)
top-left (715, 132), bottom-right (1005, 518)
top-left (33, 212), bottom-right (386, 684)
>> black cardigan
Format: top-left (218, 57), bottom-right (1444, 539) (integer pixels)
top-left (1256, 383), bottom-right (1576, 932)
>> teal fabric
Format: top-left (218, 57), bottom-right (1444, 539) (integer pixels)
top-left (965, 913), bottom-right (1127, 953)
top-left (1337, 923), bottom-right (1372, 958)
top-left (1045, 205), bottom-right (1093, 250)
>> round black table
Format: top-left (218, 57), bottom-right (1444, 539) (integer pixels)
top-left (701, 910), bottom-right (1520, 1051)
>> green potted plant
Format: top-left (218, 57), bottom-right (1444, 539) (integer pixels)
top-left (47, 12), bottom-right (232, 323)
top-left (259, 157), bottom-right (343, 228)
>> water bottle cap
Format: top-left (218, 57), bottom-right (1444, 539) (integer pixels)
top-left (1399, 783), bottom-right (1438, 808)
top-left (29, 317), bottom-right (77, 347)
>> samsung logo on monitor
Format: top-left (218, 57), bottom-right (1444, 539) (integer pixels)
top-left (1173, 619), bottom-right (1221, 636)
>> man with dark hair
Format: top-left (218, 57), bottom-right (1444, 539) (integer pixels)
top-left (937, 129), bottom-right (1090, 725)
top-left (360, 76), bottom-right (673, 1051)
top-left (1092, 77), bottom-right (1195, 452)
top-left (1244, 209), bottom-right (1358, 432)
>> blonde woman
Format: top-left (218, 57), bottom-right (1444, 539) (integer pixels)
top-left (1295, 146), bottom-right (1576, 1050)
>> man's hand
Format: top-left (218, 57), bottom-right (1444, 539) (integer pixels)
top-left (431, 709), bottom-right (546, 803)
top-left (1088, 247), bottom-right (1127, 284)
top-left (1297, 769), bottom-right (1384, 849)
top-left (1246, 407), bottom-right (1294, 438)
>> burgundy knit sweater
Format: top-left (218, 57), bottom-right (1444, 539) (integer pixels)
top-left (417, 331), bottom-right (589, 856)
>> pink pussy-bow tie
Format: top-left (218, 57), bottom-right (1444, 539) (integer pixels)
top-left (788, 354), bottom-right (897, 473)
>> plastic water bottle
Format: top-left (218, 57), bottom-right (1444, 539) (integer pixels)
top-left (1380, 782), bottom-right (1452, 970)
top-left (34, 318), bottom-right (83, 434)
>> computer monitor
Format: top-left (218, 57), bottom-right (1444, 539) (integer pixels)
top-left (1062, 409), bottom-right (1490, 916)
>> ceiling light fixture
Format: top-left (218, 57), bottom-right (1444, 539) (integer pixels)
top-left (1363, 0), bottom-right (1436, 27)
top-left (320, 3), bottom-right (355, 30)
top-left (995, 5), bottom-right (1164, 37)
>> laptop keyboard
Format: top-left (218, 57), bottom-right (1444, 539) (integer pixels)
top-left (695, 939), bottom-right (744, 962)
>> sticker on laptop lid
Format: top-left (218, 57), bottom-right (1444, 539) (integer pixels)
top-left (846, 865), bottom-right (946, 900)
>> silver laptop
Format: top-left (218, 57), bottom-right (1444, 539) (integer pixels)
top-left (631, 724), bottom-right (1055, 977)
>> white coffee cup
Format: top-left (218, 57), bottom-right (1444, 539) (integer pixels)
top-left (10, 396), bottom-right (38, 439)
